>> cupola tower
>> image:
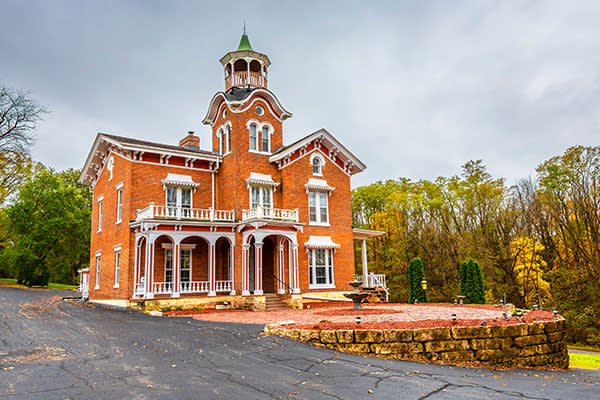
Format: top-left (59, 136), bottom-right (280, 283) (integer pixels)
top-left (220, 31), bottom-right (270, 91)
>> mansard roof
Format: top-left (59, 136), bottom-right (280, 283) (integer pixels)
top-left (269, 128), bottom-right (366, 176)
top-left (203, 87), bottom-right (292, 126)
top-left (78, 132), bottom-right (221, 185)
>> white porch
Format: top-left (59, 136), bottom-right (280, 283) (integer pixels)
top-left (353, 228), bottom-right (388, 301)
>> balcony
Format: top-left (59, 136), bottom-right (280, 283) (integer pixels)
top-left (136, 204), bottom-right (235, 222)
top-left (241, 206), bottom-right (299, 222)
top-left (225, 71), bottom-right (267, 91)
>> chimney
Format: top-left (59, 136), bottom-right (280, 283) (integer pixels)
top-left (179, 131), bottom-right (200, 150)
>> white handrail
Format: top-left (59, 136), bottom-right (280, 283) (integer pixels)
top-left (153, 282), bottom-right (173, 294)
top-left (136, 204), bottom-right (235, 222)
top-left (180, 281), bottom-right (209, 294)
top-left (241, 206), bottom-right (299, 222)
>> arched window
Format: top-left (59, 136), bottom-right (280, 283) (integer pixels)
top-left (218, 128), bottom-right (224, 155)
top-left (249, 124), bottom-right (257, 151)
top-left (312, 157), bottom-right (322, 175)
top-left (226, 125), bottom-right (231, 153)
top-left (261, 126), bottom-right (270, 153)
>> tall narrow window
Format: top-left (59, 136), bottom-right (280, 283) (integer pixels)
top-left (218, 128), bottom-right (224, 155)
top-left (227, 126), bottom-right (231, 153)
top-left (308, 191), bottom-right (329, 225)
top-left (249, 124), bottom-right (257, 151)
top-left (95, 254), bottom-right (101, 289)
top-left (261, 126), bottom-right (269, 152)
top-left (114, 249), bottom-right (121, 288)
top-left (251, 186), bottom-right (261, 208)
top-left (97, 198), bottom-right (103, 232)
top-left (165, 249), bottom-right (173, 283)
top-left (116, 184), bottom-right (123, 224)
top-left (262, 187), bottom-right (271, 208)
top-left (308, 249), bottom-right (334, 288)
top-left (180, 249), bottom-right (191, 282)
top-left (181, 188), bottom-right (192, 218)
top-left (166, 187), bottom-right (177, 207)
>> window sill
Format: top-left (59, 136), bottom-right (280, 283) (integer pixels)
top-left (94, 286), bottom-right (99, 290)
top-left (309, 284), bottom-right (336, 290)
top-left (97, 230), bottom-right (102, 234)
top-left (113, 284), bottom-right (119, 289)
top-left (115, 220), bottom-right (122, 225)
top-left (309, 222), bottom-right (330, 227)
top-left (248, 150), bottom-right (271, 155)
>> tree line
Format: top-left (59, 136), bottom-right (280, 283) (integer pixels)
top-left (353, 148), bottom-right (600, 346)
top-left (0, 86), bottom-right (91, 286)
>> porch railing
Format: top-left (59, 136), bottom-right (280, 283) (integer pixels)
top-left (180, 281), bottom-right (209, 294)
top-left (153, 282), bottom-right (173, 295)
top-left (136, 204), bottom-right (235, 222)
top-left (134, 283), bottom-right (145, 296)
top-left (215, 280), bottom-right (232, 292)
top-left (354, 273), bottom-right (389, 302)
top-left (241, 206), bottom-right (299, 222)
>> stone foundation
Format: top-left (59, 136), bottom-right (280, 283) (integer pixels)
top-left (265, 318), bottom-right (569, 369)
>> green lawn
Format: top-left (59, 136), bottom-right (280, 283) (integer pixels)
top-left (569, 352), bottom-right (600, 370)
top-left (0, 278), bottom-right (78, 290)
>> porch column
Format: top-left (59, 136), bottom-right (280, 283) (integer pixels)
top-left (361, 239), bottom-right (368, 284)
top-left (229, 243), bottom-right (236, 295)
top-left (291, 243), bottom-right (300, 294)
top-left (254, 242), bottom-right (263, 295)
top-left (145, 236), bottom-right (156, 299)
top-left (208, 240), bottom-right (216, 296)
top-left (242, 244), bottom-right (250, 296)
top-left (277, 240), bottom-right (285, 294)
top-left (171, 239), bottom-right (181, 298)
top-left (133, 237), bottom-right (140, 298)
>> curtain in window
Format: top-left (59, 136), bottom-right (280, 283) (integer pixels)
top-left (309, 192), bottom-right (317, 222)
top-left (251, 186), bottom-right (261, 208)
top-left (180, 249), bottom-right (191, 282)
top-left (262, 126), bottom-right (269, 152)
top-left (165, 249), bottom-right (173, 283)
top-left (262, 187), bottom-right (271, 208)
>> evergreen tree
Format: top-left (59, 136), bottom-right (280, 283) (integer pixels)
top-left (460, 258), bottom-right (485, 304)
top-left (408, 257), bottom-right (428, 303)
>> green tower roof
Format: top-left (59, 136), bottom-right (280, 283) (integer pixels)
top-left (237, 34), bottom-right (253, 51)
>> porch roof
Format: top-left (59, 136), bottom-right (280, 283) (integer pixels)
top-left (352, 228), bottom-right (385, 241)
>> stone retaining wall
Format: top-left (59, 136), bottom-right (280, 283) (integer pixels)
top-left (265, 319), bottom-right (568, 369)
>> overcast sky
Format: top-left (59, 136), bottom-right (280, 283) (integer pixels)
top-left (2, 0), bottom-right (599, 187)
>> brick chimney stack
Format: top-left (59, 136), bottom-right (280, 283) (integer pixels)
top-left (179, 131), bottom-right (200, 149)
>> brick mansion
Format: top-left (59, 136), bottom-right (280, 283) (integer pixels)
top-left (78, 34), bottom-right (385, 309)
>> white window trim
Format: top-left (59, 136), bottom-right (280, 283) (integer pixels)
top-left (97, 195), bottom-right (104, 233)
top-left (164, 248), bottom-right (173, 283)
top-left (180, 248), bottom-right (192, 282)
top-left (94, 251), bottom-right (102, 290)
top-left (113, 245), bottom-right (122, 288)
top-left (115, 182), bottom-right (124, 225)
top-left (217, 122), bottom-right (232, 156)
top-left (310, 153), bottom-right (325, 176)
top-left (246, 120), bottom-right (274, 155)
top-left (165, 186), bottom-right (194, 209)
top-left (308, 248), bottom-right (335, 289)
top-left (248, 185), bottom-right (273, 209)
top-left (308, 190), bottom-right (330, 226)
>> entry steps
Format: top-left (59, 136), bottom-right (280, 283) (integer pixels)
top-left (264, 294), bottom-right (288, 310)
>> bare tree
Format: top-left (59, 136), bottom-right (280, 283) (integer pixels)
top-left (0, 87), bottom-right (46, 154)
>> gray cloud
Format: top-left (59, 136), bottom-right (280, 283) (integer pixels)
top-left (1, 0), bottom-right (599, 187)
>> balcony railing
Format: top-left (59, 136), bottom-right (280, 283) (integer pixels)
top-left (241, 206), bottom-right (299, 222)
top-left (225, 71), bottom-right (267, 90)
top-left (136, 204), bottom-right (235, 222)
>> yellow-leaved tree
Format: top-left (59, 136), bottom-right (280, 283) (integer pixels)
top-left (510, 237), bottom-right (551, 307)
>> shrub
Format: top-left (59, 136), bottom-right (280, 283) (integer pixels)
top-left (408, 257), bottom-right (428, 303)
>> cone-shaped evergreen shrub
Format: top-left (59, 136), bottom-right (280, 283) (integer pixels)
top-left (459, 258), bottom-right (485, 304)
top-left (408, 257), bottom-right (428, 303)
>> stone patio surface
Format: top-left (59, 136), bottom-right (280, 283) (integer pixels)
top-left (191, 303), bottom-right (506, 325)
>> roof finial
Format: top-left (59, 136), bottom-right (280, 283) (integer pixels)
top-left (243, 20), bottom-right (246, 35)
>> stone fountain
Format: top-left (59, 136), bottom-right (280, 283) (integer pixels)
top-left (343, 281), bottom-right (370, 310)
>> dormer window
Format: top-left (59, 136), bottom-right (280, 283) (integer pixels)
top-left (249, 123), bottom-right (258, 151)
top-left (310, 153), bottom-right (325, 176)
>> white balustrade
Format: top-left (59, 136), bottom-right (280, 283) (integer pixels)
top-left (215, 280), bottom-right (232, 292)
top-left (153, 282), bottom-right (173, 295)
top-left (136, 204), bottom-right (235, 222)
top-left (134, 283), bottom-right (145, 296)
top-left (241, 206), bottom-right (298, 222)
top-left (180, 281), bottom-right (209, 294)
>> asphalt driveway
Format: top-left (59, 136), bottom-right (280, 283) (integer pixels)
top-left (0, 286), bottom-right (599, 399)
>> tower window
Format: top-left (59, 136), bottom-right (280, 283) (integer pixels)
top-left (256, 106), bottom-right (264, 116)
top-left (219, 128), bottom-right (224, 155)
top-left (261, 126), bottom-right (270, 153)
top-left (249, 124), bottom-right (257, 151)
top-left (227, 125), bottom-right (231, 153)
